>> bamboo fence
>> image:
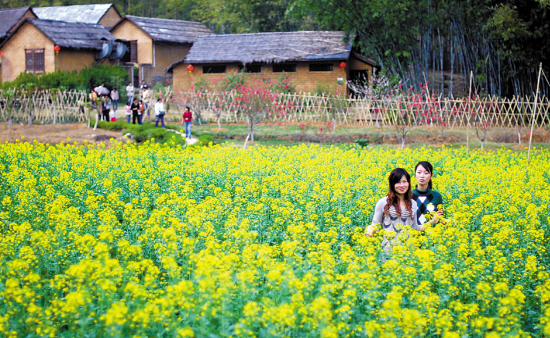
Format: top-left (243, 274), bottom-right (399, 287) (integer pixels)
top-left (0, 89), bottom-right (88, 124)
top-left (1, 88), bottom-right (549, 129)
top-left (166, 90), bottom-right (550, 128)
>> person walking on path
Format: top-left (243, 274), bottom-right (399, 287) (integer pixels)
top-left (110, 88), bottom-right (119, 111)
top-left (154, 98), bottom-right (166, 128)
top-left (182, 106), bottom-right (192, 138)
top-left (131, 98), bottom-right (141, 125)
top-left (141, 85), bottom-right (151, 119)
top-left (124, 102), bottom-right (132, 124)
top-left (126, 82), bottom-right (134, 105)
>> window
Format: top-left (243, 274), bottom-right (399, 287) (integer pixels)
top-left (203, 65), bottom-right (226, 74)
top-left (25, 49), bottom-right (45, 74)
top-left (273, 64), bottom-right (297, 73)
top-left (238, 64), bottom-right (262, 73)
top-left (309, 63), bottom-right (333, 72)
top-left (130, 40), bottom-right (138, 63)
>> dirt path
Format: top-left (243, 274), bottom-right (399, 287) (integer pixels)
top-left (0, 122), bottom-right (122, 144)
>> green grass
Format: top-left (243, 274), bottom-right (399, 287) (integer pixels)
top-left (189, 122), bottom-right (549, 150)
top-left (91, 120), bottom-right (184, 145)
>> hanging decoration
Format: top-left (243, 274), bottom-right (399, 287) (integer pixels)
top-left (187, 64), bottom-right (195, 73)
top-left (339, 62), bottom-right (347, 69)
top-left (54, 46), bottom-right (61, 55)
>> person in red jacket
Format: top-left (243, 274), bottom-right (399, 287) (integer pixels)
top-left (181, 106), bottom-right (193, 138)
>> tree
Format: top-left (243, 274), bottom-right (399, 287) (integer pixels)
top-left (233, 77), bottom-right (289, 146)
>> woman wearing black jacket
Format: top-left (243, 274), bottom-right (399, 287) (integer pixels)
top-left (130, 98), bottom-right (141, 125)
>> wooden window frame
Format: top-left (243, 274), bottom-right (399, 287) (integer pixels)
top-left (25, 49), bottom-right (45, 74)
top-left (130, 40), bottom-right (138, 63)
top-left (239, 64), bottom-right (262, 73)
top-left (202, 65), bottom-right (226, 74)
top-left (273, 63), bottom-right (297, 73)
top-left (309, 63), bottom-right (334, 72)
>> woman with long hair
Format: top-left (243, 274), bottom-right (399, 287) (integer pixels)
top-left (366, 168), bottom-right (424, 251)
top-left (413, 161), bottom-right (444, 225)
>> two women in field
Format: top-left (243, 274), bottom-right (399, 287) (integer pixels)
top-left (366, 161), bottom-right (444, 252)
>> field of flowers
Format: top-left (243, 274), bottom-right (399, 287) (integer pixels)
top-left (0, 140), bottom-right (549, 337)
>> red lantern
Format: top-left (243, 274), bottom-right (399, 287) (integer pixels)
top-left (0, 51), bottom-right (2, 56)
top-left (54, 45), bottom-right (61, 55)
top-left (339, 62), bottom-right (347, 69)
top-left (186, 64), bottom-right (194, 73)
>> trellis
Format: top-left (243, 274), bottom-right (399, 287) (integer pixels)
top-left (166, 90), bottom-right (550, 128)
top-left (0, 89), bottom-right (88, 124)
top-left (2, 88), bottom-right (546, 128)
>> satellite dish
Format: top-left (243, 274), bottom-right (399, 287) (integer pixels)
top-left (109, 43), bottom-right (127, 60)
top-left (98, 43), bottom-right (112, 59)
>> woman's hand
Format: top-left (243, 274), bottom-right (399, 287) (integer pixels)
top-left (429, 210), bottom-right (445, 225)
top-left (365, 225), bottom-right (376, 237)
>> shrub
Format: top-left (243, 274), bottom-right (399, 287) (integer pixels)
top-left (188, 134), bottom-right (215, 149)
top-left (1, 64), bottom-right (129, 92)
top-left (90, 120), bottom-right (183, 145)
top-left (355, 138), bottom-right (369, 148)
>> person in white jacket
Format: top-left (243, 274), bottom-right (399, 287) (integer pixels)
top-left (126, 82), bottom-right (134, 105)
top-left (110, 88), bottom-right (120, 111)
top-left (154, 98), bottom-right (166, 128)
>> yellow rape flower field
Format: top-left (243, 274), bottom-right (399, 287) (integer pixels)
top-left (0, 140), bottom-right (549, 338)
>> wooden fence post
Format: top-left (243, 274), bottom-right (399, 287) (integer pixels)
top-left (526, 63), bottom-right (543, 173)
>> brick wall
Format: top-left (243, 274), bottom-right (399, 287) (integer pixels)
top-left (0, 22), bottom-right (54, 82)
top-left (111, 20), bottom-right (153, 65)
top-left (7, 9), bottom-right (37, 35)
top-left (55, 50), bottom-right (95, 73)
top-left (151, 42), bottom-right (190, 86)
top-left (99, 7), bottom-right (122, 28)
top-left (111, 20), bottom-right (156, 84)
top-left (173, 60), bottom-right (373, 93)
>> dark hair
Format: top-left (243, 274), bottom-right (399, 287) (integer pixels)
top-left (185, 106), bottom-right (190, 111)
top-left (384, 168), bottom-right (413, 217)
top-left (415, 161), bottom-right (434, 189)
top-left (157, 97), bottom-right (162, 102)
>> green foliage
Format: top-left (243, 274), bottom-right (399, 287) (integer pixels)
top-left (355, 138), bottom-right (369, 148)
top-left (1, 65), bottom-right (129, 92)
top-left (189, 134), bottom-right (214, 149)
top-left (312, 82), bottom-right (333, 96)
top-left (222, 71), bottom-right (246, 91)
top-left (92, 120), bottom-right (127, 131)
top-left (90, 120), bottom-right (184, 145)
top-left (191, 76), bottom-right (212, 93)
top-left (269, 72), bottom-right (295, 94)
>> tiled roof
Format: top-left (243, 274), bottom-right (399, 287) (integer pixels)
top-left (0, 7), bottom-right (33, 40)
top-left (121, 15), bottom-right (213, 44)
top-left (166, 31), bottom-right (353, 72)
top-left (30, 18), bottom-right (116, 50)
top-left (34, 4), bottom-right (115, 25)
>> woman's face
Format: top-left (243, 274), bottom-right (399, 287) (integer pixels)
top-left (415, 165), bottom-right (432, 187)
top-left (394, 175), bottom-right (409, 195)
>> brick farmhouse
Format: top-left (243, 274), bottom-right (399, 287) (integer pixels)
top-left (0, 18), bottom-right (122, 83)
top-left (110, 16), bottom-right (213, 87)
top-left (165, 31), bottom-right (375, 93)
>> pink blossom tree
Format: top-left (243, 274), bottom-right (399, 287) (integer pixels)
top-left (234, 76), bottom-right (290, 146)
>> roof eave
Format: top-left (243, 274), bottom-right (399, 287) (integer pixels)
top-left (98, 4), bottom-right (122, 23)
